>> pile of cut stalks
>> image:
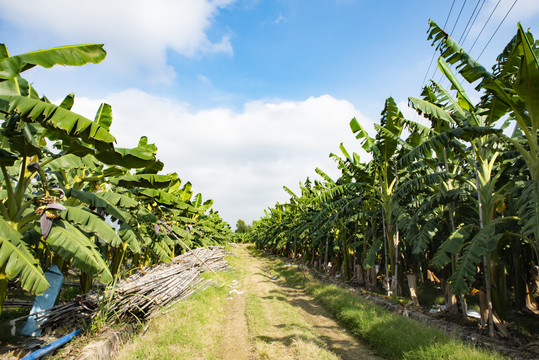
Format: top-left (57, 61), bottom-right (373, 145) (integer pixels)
top-left (11, 246), bottom-right (230, 334)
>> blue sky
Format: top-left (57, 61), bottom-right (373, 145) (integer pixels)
top-left (1, 0), bottom-right (538, 226)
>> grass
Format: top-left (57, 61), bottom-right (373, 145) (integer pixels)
top-left (115, 253), bottom-right (240, 360)
top-left (309, 284), bottom-right (502, 360)
top-left (115, 244), bottom-right (343, 360)
top-left (258, 250), bottom-right (506, 360)
top-left (244, 276), bottom-right (339, 360)
top-left (105, 246), bottom-right (509, 359)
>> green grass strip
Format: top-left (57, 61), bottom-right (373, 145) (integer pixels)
top-left (269, 257), bottom-right (505, 360)
top-left (115, 268), bottom-right (238, 360)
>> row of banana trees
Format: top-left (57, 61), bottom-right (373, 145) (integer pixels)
top-left (0, 43), bottom-right (232, 315)
top-left (248, 20), bottom-right (539, 337)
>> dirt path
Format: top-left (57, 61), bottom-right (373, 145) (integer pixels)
top-left (219, 277), bottom-right (251, 360)
top-left (222, 245), bottom-right (381, 360)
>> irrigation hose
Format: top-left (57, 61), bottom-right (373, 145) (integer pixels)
top-left (19, 329), bottom-right (81, 360)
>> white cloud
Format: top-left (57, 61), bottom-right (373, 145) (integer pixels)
top-left (69, 90), bottom-right (372, 225)
top-left (274, 12), bottom-right (286, 24)
top-left (0, 0), bottom-right (234, 83)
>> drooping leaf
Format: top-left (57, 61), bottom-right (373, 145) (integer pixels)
top-left (363, 235), bottom-right (383, 268)
top-left (0, 44), bottom-right (106, 79)
top-left (427, 19), bottom-right (493, 88)
top-left (408, 97), bottom-right (454, 124)
top-left (350, 117), bottom-right (375, 152)
top-left (0, 148), bottom-right (18, 167)
top-left (110, 174), bottom-right (171, 189)
top-left (61, 206), bottom-right (122, 247)
top-left (96, 136), bottom-right (160, 169)
top-left (431, 225), bottom-right (473, 269)
top-left (46, 220), bottom-right (112, 282)
top-left (95, 191), bottom-right (138, 209)
top-left (64, 188), bottom-right (133, 224)
top-left (0, 217), bottom-right (49, 294)
top-left (118, 224), bottom-right (142, 254)
top-left (0, 95), bottom-right (116, 147)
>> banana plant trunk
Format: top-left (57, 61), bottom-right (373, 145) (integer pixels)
top-left (443, 147), bottom-right (468, 318)
top-left (473, 144), bottom-right (494, 337)
top-left (381, 208), bottom-right (390, 294)
top-left (110, 243), bottom-right (127, 280)
top-left (80, 271), bottom-right (93, 294)
top-left (0, 265), bottom-right (7, 316)
top-left (324, 236), bottom-right (329, 273)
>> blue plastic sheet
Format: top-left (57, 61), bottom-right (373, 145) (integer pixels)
top-left (19, 265), bottom-right (64, 336)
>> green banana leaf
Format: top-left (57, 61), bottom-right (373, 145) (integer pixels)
top-left (427, 19), bottom-right (492, 87)
top-left (0, 217), bottom-right (49, 294)
top-left (61, 206), bottom-right (122, 247)
top-left (94, 103), bottom-right (112, 132)
top-left (118, 225), bottom-right (142, 254)
top-left (96, 136), bottom-right (160, 169)
top-left (0, 148), bottom-right (18, 167)
top-left (0, 44), bottom-right (106, 79)
top-left (350, 117), bottom-right (375, 152)
top-left (47, 220), bottom-right (112, 283)
top-left (58, 93), bottom-right (75, 110)
top-left (0, 95), bottom-right (116, 147)
top-left (378, 97), bottom-right (404, 162)
top-left (64, 188), bottom-right (133, 224)
top-left (431, 224), bottom-right (473, 269)
top-left (110, 174), bottom-right (171, 189)
top-left (96, 191), bottom-right (138, 209)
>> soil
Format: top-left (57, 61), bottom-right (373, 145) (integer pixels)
top-left (4, 244), bottom-right (536, 359)
top-left (222, 245), bottom-right (381, 360)
top-left (308, 264), bottom-right (539, 360)
top-left (219, 276), bottom-right (251, 360)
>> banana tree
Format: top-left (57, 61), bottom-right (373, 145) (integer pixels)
top-left (350, 97), bottom-right (406, 294)
top-left (428, 19), bottom-right (539, 261)
top-left (423, 19), bottom-right (538, 335)
top-left (0, 43), bottom-right (114, 313)
top-left (403, 49), bottom-right (514, 337)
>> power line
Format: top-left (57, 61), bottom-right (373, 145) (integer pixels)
top-left (477, 0), bottom-right (518, 60)
top-left (450, 0), bottom-right (468, 35)
top-left (433, 0), bottom-right (517, 97)
top-left (458, 0), bottom-right (482, 44)
top-left (421, 0), bottom-right (456, 89)
top-left (432, 0), bottom-right (469, 82)
top-left (460, 0), bottom-right (487, 47)
top-left (468, 0), bottom-right (502, 53)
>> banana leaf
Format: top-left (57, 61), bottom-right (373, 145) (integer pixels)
top-left (0, 217), bottom-right (49, 294)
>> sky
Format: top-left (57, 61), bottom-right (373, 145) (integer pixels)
top-left (1, 0), bottom-right (539, 227)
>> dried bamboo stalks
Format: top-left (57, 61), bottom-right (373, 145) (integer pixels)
top-left (19, 246), bottom-right (230, 333)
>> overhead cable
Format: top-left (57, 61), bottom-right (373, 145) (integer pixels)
top-left (458, 0), bottom-right (483, 44)
top-left (421, 0), bottom-right (456, 88)
top-left (460, 0), bottom-right (487, 46)
top-left (477, 0), bottom-right (518, 60)
top-left (433, 0), bottom-right (469, 83)
top-left (468, 0), bottom-right (502, 53)
top-left (450, 0), bottom-right (469, 35)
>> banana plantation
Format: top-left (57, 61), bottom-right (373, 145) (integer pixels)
top-left (0, 42), bottom-right (232, 316)
top-left (248, 20), bottom-right (539, 338)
